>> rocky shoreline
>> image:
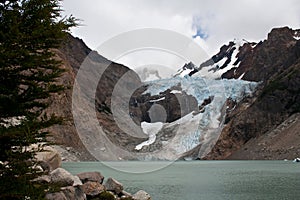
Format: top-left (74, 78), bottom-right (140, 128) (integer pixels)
top-left (35, 146), bottom-right (151, 200)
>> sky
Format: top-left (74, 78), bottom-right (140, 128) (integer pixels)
top-left (62, 0), bottom-right (300, 75)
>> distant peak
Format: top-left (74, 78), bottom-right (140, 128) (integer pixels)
top-left (183, 62), bottom-right (196, 70)
top-left (233, 38), bottom-right (249, 47)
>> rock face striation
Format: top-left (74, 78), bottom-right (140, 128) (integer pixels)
top-left (48, 34), bottom-right (144, 160)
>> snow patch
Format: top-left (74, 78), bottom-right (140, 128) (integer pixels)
top-left (149, 97), bottom-right (165, 102)
top-left (195, 41), bottom-right (242, 79)
top-left (170, 90), bottom-right (182, 94)
top-left (251, 43), bottom-right (258, 48)
top-left (238, 72), bottom-right (245, 80)
top-left (135, 122), bottom-right (163, 150)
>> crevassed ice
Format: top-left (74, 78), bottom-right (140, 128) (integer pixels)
top-left (143, 76), bottom-right (257, 105)
top-left (138, 76), bottom-right (258, 157)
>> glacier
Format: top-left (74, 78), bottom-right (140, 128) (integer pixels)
top-left (136, 76), bottom-right (258, 159)
top-left (144, 76), bottom-right (257, 105)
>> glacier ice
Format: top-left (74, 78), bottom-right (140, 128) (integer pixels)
top-left (140, 76), bottom-right (258, 158)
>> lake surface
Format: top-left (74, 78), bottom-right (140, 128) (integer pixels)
top-left (63, 161), bottom-right (300, 200)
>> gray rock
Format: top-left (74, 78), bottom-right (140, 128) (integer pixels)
top-left (121, 190), bottom-right (132, 197)
top-left (62, 186), bottom-right (86, 200)
top-left (72, 175), bottom-right (83, 186)
top-left (81, 181), bottom-right (105, 197)
top-left (77, 171), bottom-right (104, 184)
top-left (46, 186), bottom-right (86, 200)
top-left (35, 145), bottom-right (62, 171)
top-left (50, 168), bottom-right (74, 187)
top-left (104, 177), bottom-right (124, 195)
top-left (32, 175), bottom-right (51, 184)
top-left (133, 190), bottom-right (151, 200)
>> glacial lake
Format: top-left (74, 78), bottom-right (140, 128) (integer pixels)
top-left (63, 161), bottom-right (300, 200)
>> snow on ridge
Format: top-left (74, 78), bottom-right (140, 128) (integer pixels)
top-left (178, 68), bottom-right (193, 77)
top-left (194, 39), bottom-right (247, 79)
top-left (174, 39), bottom-right (256, 80)
top-left (251, 43), bottom-right (258, 48)
top-left (294, 31), bottom-right (300, 40)
top-left (238, 72), bottom-right (245, 80)
top-left (173, 62), bottom-right (196, 78)
top-left (233, 38), bottom-right (248, 47)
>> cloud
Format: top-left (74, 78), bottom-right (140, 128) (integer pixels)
top-left (62, 0), bottom-right (300, 71)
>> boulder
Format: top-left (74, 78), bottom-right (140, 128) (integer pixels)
top-left (32, 175), bottom-right (51, 184)
top-left (62, 186), bottom-right (86, 200)
top-left (77, 171), bottom-right (104, 184)
top-left (72, 175), bottom-right (83, 186)
top-left (46, 186), bottom-right (86, 200)
top-left (104, 177), bottom-right (123, 195)
top-left (81, 181), bottom-right (105, 197)
top-left (133, 190), bottom-right (151, 200)
top-left (50, 168), bottom-right (74, 187)
top-left (35, 145), bottom-right (61, 171)
top-left (121, 190), bottom-right (132, 197)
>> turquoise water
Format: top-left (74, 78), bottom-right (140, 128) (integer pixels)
top-left (63, 161), bottom-right (300, 200)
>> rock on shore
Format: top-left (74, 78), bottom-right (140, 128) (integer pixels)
top-left (33, 145), bottom-right (151, 200)
top-left (37, 167), bottom-right (151, 200)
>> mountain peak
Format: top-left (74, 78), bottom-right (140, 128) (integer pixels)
top-left (174, 27), bottom-right (300, 81)
top-left (173, 61), bottom-right (197, 77)
top-left (174, 38), bottom-right (256, 79)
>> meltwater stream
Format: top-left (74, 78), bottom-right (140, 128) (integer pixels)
top-left (63, 161), bottom-right (300, 200)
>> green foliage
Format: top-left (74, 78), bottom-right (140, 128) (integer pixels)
top-left (97, 191), bottom-right (116, 200)
top-left (0, 0), bottom-right (77, 199)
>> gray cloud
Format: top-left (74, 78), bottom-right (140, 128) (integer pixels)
top-left (62, 0), bottom-right (300, 70)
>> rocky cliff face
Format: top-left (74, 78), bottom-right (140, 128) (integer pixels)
top-left (129, 85), bottom-right (199, 124)
top-left (48, 34), bottom-right (145, 160)
top-left (204, 27), bottom-right (300, 159)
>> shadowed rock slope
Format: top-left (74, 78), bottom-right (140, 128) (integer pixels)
top-left (204, 27), bottom-right (300, 159)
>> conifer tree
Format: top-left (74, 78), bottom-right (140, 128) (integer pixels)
top-left (0, 0), bottom-right (76, 199)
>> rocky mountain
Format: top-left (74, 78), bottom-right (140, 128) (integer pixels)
top-left (130, 26), bottom-right (300, 160)
top-left (174, 39), bottom-right (257, 79)
top-left (204, 27), bottom-right (300, 159)
top-left (48, 34), bottom-right (145, 160)
top-left (50, 26), bottom-right (300, 161)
